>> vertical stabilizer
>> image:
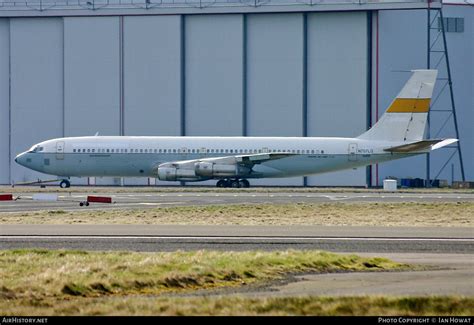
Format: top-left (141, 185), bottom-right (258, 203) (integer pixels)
top-left (358, 69), bottom-right (438, 142)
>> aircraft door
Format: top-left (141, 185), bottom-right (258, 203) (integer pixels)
top-left (56, 141), bottom-right (65, 160)
top-left (348, 143), bottom-right (358, 161)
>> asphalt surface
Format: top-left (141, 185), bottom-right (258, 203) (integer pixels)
top-left (244, 253), bottom-right (474, 297)
top-left (1, 224), bottom-right (472, 254)
top-left (0, 191), bottom-right (473, 213)
top-left (2, 225), bottom-right (472, 297)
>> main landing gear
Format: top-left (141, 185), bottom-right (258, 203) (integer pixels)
top-left (59, 179), bottom-right (71, 188)
top-left (216, 179), bottom-right (250, 188)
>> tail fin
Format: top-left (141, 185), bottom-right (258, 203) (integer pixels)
top-left (358, 69), bottom-right (438, 142)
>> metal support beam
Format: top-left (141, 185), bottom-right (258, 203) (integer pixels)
top-left (426, 7), bottom-right (466, 185)
top-left (439, 9), bottom-right (465, 182)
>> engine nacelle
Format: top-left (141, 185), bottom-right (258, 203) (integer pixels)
top-left (195, 162), bottom-right (250, 178)
top-left (157, 166), bottom-right (202, 181)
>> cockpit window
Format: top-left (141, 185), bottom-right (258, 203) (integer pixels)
top-left (38, 146), bottom-right (44, 152)
top-left (28, 145), bottom-right (39, 153)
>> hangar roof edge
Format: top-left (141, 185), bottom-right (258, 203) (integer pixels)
top-left (0, 0), bottom-right (442, 18)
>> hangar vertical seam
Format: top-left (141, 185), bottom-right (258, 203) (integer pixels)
top-left (61, 17), bottom-right (65, 137)
top-left (7, 18), bottom-right (11, 184)
top-left (375, 11), bottom-right (379, 187)
top-left (366, 10), bottom-right (372, 188)
top-left (302, 13), bottom-right (308, 187)
top-left (426, 7), bottom-right (430, 187)
top-left (242, 14), bottom-right (247, 137)
top-left (180, 15), bottom-right (186, 186)
top-left (119, 16), bottom-right (124, 136)
top-left (180, 15), bottom-right (186, 137)
top-left (302, 13), bottom-right (308, 139)
top-left (119, 16), bottom-right (125, 187)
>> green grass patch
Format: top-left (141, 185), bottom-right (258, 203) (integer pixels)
top-left (1, 295), bottom-right (472, 316)
top-left (0, 249), bottom-right (408, 301)
top-left (3, 249), bottom-right (470, 316)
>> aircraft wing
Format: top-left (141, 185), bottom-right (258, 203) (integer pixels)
top-left (155, 152), bottom-right (296, 181)
top-left (161, 152), bottom-right (295, 168)
top-left (214, 153), bottom-right (293, 165)
top-left (383, 139), bottom-right (458, 153)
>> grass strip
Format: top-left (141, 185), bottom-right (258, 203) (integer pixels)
top-left (1, 295), bottom-right (472, 316)
top-left (1, 249), bottom-right (408, 300)
top-left (1, 202), bottom-right (472, 227)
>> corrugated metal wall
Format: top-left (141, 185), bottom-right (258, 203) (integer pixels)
top-left (122, 15), bottom-right (182, 186)
top-left (0, 12), bottom-right (370, 186)
top-left (306, 12), bottom-right (367, 186)
top-left (246, 13), bottom-right (305, 186)
top-left (123, 16), bottom-right (182, 137)
top-left (0, 19), bottom-right (9, 185)
top-left (185, 14), bottom-right (244, 137)
top-left (64, 17), bottom-right (121, 185)
top-left (10, 18), bottom-right (64, 183)
top-left (64, 17), bottom-right (120, 138)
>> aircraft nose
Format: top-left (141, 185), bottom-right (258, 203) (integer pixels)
top-left (15, 152), bottom-right (26, 166)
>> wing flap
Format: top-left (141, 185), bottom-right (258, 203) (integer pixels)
top-left (236, 153), bottom-right (293, 164)
top-left (211, 152), bottom-right (294, 165)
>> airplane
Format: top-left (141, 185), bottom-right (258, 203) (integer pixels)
top-left (15, 69), bottom-right (457, 189)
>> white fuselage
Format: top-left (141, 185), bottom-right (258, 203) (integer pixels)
top-left (14, 70), bottom-right (444, 186)
top-left (15, 136), bottom-right (415, 181)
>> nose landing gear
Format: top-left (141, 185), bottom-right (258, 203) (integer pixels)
top-left (216, 179), bottom-right (250, 188)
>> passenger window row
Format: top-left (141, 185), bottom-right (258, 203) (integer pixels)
top-left (71, 148), bottom-right (324, 154)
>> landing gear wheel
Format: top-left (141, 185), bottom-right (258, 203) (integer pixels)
top-left (240, 179), bottom-right (250, 188)
top-left (59, 180), bottom-right (71, 188)
top-left (231, 180), bottom-right (241, 188)
top-left (216, 180), bottom-right (227, 188)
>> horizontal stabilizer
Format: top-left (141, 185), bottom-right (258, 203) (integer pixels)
top-left (384, 139), bottom-right (458, 153)
top-left (431, 138), bottom-right (459, 150)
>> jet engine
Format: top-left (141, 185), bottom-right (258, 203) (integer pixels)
top-left (194, 162), bottom-right (250, 178)
top-left (156, 160), bottom-right (251, 181)
top-left (157, 166), bottom-right (202, 182)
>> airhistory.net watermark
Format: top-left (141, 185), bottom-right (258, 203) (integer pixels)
top-left (1, 317), bottom-right (48, 324)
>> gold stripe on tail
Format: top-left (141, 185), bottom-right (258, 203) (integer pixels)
top-left (387, 98), bottom-right (430, 113)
